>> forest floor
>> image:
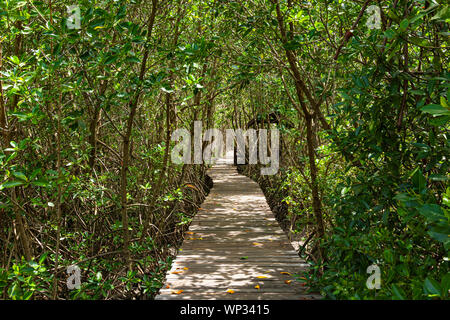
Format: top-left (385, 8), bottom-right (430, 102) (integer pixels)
top-left (156, 157), bottom-right (322, 300)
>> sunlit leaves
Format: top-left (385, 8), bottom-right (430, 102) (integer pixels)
top-left (420, 104), bottom-right (450, 117)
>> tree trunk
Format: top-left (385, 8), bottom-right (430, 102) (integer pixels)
top-left (273, 0), bottom-right (325, 248)
top-left (119, 0), bottom-right (158, 270)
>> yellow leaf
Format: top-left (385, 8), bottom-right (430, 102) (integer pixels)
top-left (252, 242), bottom-right (263, 246)
top-left (186, 232), bottom-right (194, 235)
top-left (171, 290), bottom-right (183, 294)
top-left (280, 272), bottom-right (291, 275)
top-left (285, 280), bottom-right (292, 285)
top-left (183, 267), bottom-right (189, 270)
top-left (166, 285), bottom-right (170, 288)
top-left (254, 285), bottom-right (260, 289)
top-left (256, 276), bottom-right (268, 279)
top-left (186, 184), bottom-right (199, 191)
top-left (171, 271), bottom-right (183, 274)
top-left (226, 289), bottom-right (235, 294)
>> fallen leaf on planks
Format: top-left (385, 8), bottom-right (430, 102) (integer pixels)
top-left (166, 285), bottom-right (170, 288)
top-left (280, 272), bottom-right (291, 275)
top-left (285, 280), bottom-right (292, 285)
top-left (252, 242), bottom-right (263, 246)
top-left (254, 285), bottom-right (260, 289)
top-left (171, 290), bottom-right (183, 294)
top-left (256, 276), bottom-right (268, 279)
top-left (171, 271), bottom-right (183, 274)
top-left (186, 232), bottom-right (194, 235)
top-left (226, 289), bottom-right (235, 294)
top-left (183, 267), bottom-right (189, 270)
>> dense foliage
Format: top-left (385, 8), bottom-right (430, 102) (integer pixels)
top-left (0, 0), bottom-right (448, 299)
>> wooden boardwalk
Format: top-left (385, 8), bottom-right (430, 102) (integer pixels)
top-left (156, 159), bottom-right (321, 300)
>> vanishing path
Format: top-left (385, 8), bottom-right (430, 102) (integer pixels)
top-left (156, 159), bottom-right (321, 300)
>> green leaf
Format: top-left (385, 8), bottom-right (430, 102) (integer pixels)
top-left (431, 5), bottom-right (450, 21)
top-left (394, 193), bottom-right (414, 202)
top-left (8, 56), bottom-right (20, 65)
top-left (411, 168), bottom-right (427, 191)
top-left (104, 54), bottom-right (119, 65)
top-left (39, 252), bottom-right (49, 264)
top-left (424, 277), bottom-right (441, 297)
top-left (441, 96), bottom-right (449, 108)
top-left (31, 181), bottom-right (50, 187)
top-left (12, 171), bottom-right (27, 181)
top-left (283, 40), bottom-right (301, 50)
top-left (420, 104), bottom-right (450, 116)
top-left (383, 249), bottom-right (394, 263)
top-left (442, 273), bottom-right (450, 294)
top-left (418, 204), bottom-right (446, 222)
top-left (23, 291), bottom-right (33, 300)
top-left (427, 231), bottom-right (449, 243)
top-left (384, 29), bottom-right (396, 39)
top-left (0, 180), bottom-right (24, 189)
top-left (429, 174), bottom-right (448, 182)
top-left (398, 19), bottom-right (409, 32)
top-left (391, 284), bottom-right (406, 300)
top-left (125, 56), bottom-right (141, 63)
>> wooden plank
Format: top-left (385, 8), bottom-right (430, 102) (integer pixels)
top-left (156, 162), bottom-right (321, 300)
top-left (156, 292), bottom-right (321, 300)
top-left (162, 280), bottom-right (307, 291)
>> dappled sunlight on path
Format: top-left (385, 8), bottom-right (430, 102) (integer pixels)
top-left (156, 161), bottom-right (321, 300)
